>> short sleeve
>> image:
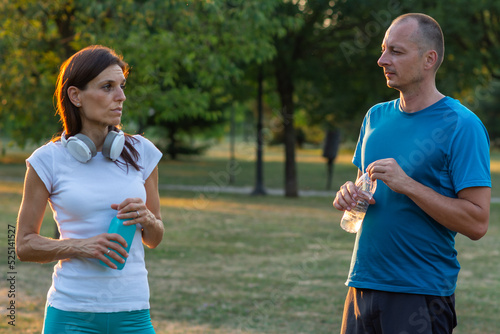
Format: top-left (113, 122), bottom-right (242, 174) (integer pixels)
top-left (134, 135), bottom-right (162, 181)
top-left (448, 115), bottom-right (491, 193)
top-left (26, 143), bottom-right (56, 194)
top-left (352, 113), bottom-right (368, 171)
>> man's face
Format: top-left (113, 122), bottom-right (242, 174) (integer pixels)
top-left (377, 19), bottom-right (426, 93)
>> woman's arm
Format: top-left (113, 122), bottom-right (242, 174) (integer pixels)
top-left (115, 166), bottom-right (164, 249)
top-left (141, 166), bottom-right (164, 248)
top-left (16, 166), bottom-right (128, 268)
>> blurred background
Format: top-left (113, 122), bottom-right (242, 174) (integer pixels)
top-left (1, 0), bottom-right (499, 196)
top-left (2, 2), bottom-right (500, 333)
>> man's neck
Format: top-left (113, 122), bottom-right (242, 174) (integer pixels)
top-left (399, 84), bottom-right (445, 113)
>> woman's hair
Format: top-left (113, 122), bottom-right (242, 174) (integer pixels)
top-left (53, 45), bottom-right (141, 171)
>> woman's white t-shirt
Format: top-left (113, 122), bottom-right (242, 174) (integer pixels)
top-left (27, 135), bottom-right (162, 313)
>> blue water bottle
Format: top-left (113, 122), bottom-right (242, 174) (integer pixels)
top-left (99, 216), bottom-right (135, 270)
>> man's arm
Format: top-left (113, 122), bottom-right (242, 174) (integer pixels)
top-left (367, 158), bottom-right (490, 240)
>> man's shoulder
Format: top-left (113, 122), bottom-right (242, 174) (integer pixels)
top-left (371, 99), bottom-right (399, 110)
top-left (440, 97), bottom-right (485, 125)
top-left (365, 99), bottom-right (400, 118)
top-left (440, 96), bottom-right (475, 114)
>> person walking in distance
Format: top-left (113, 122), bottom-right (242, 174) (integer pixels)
top-left (333, 13), bottom-right (491, 333)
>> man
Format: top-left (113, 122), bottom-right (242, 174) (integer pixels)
top-left (333, 13), bottom-right (491, 333)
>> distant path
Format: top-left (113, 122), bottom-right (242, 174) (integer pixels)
top-left (160, 184), bottom-right (500, 202)
top-left (2, 177), bottom-right (499, 201)
top-left (160, 184), bottom-right (333, 197)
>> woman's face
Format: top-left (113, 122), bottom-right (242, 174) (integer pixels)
top-left (70, 64), bottom-right (127, 131)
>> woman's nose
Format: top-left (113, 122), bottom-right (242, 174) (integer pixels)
top-left (116, 87), bottom-right (126, 101)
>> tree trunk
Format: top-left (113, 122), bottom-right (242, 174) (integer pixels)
top-left (229, 105), bottom-right (236, 185)
top-left (167, 127), bottom-right (178, 160)
top-left (252, 66), bottom-right (266, 195)
top-left (275, 63), bottom-right (298, 197)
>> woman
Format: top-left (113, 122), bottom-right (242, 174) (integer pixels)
top-left (16, 45), bottom-right (164, 333)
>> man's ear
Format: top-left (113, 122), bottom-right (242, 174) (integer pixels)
top-left (67, 86), bottom-right (82, 107)
top-left (424, 50), bottom-right (438, 70)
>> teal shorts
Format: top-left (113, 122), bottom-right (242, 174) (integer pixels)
top-left (42, 305), bottom-right (156, 334)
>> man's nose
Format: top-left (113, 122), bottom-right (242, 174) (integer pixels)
top-left (377, 51), bottom-right (389, 68)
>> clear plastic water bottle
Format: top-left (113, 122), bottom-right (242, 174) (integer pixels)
top-left (100, 216), bottom-right (135, 270)
top-left (340, 172), bottom-right (377, 233)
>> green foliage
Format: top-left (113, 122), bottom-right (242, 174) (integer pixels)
top-left (0, 1), bottom-right (64, 145)
top-left (475, 80), bottom-right (500, 146)
top-left (91, 0), bottom-right (288, 125)
top-left (2, 0), bottom-right (500, 149)
top-left (0, 0), bottom-right (285, 149)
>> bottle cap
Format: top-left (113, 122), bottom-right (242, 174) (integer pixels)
top-left (356, 172), bottom-right (377, 200)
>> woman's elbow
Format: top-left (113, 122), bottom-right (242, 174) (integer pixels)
top-left (16, 234), bottom-right (41, 263)
top-left (144, 237), bottom-right (163, 249)
top-left (15, 240), bottom-right (31, 262)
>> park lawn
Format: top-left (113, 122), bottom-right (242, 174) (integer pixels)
top-left (0, 146), bottom-right (499, 333)
top-left (155, 144), bottom-right (358, 192)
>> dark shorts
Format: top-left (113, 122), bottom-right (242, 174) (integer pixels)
top-left (42, 305), bottom-right (156, 334)
top-left (341, 287), bottom-right (457, 334)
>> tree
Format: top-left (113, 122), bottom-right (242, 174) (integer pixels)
top-left (262, 0), bottom-right (500, 198)
top-left (251, 66), bottom-right (267, 195)
top-left (0, 0), bottom-right (284, 152)
top-left (3, 0), bottom-right (500, 173)
top-left (475, 80), bottom-right (500, 142)
top-left (0, 1), bottom-right (74, 146)
top-left (112, 1), bottom-right (287, 145)
top-left (269, 0), bottom-right (369, 197)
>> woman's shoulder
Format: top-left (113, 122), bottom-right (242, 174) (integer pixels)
top-left (130, 134), bottom-right (153, 143)
top-left (26, 141), bottom-right (66, 190)
top-left (128, 134), bottom-right (162, 171)
top-left (129, 134), bottom-right (160, 152)
top-left (28, 140), bottom-right (63, 161)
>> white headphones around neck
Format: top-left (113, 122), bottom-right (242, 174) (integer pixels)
top-left (61, 130), bottom-right (125, 163)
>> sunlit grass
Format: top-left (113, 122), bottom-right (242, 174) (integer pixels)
top-left (1, 145), bottom-right (499, 333)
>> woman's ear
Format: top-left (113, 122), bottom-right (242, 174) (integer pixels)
top-left (67, 86), bottom-right (82, 107)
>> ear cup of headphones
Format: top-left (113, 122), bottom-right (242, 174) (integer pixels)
top-left (61, 132), bottom-right (97, 163)
top-left (102, 130), bottom-right (125, 161)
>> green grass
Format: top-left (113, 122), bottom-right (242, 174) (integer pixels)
top-left (0, 144), bottom-right (499, 333)
top-left (157, 143), bottom-right (358, 192)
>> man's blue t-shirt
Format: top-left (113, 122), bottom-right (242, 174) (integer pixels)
top-left (349, 97), bottom-right (491, 296)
